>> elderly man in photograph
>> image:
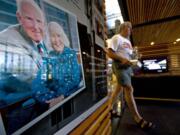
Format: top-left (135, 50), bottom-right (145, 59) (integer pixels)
top-left (0, 0), bottom-right (48, 58)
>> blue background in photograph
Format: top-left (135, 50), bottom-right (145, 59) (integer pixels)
top-left (0, 0), bottom-right (17, 30)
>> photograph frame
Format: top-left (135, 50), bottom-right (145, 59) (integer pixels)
top-left (0, 0), bottom-right (86, 134)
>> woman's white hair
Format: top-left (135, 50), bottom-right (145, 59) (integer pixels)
top-left (48, 21), bottom-right (70, 47)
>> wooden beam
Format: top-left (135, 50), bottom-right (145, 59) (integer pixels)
top-left (133, 15), bottom-right (180, 28)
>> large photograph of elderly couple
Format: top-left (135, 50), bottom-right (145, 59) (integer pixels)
top-left (0, 0), bottom-right (85, 134)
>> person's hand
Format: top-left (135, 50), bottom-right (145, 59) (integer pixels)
top-left (121, 58), bottom-right (132, 66)
top-left (46, 95), bottom-right (64, 108)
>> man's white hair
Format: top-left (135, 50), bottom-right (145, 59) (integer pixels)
top-left (16, 0), bottom-right (44, 20)
top-left (119, 21), bottom-right (132, 33)
top-left (48, 21), bottom-right (70, 47)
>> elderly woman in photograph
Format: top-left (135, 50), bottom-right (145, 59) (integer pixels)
top-left (32, 22), bottom-right (81, 109)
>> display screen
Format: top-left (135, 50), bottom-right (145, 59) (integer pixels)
top-left (141, 57), bottom-right (168, 73)
top-left (0, 0), bottom-right (85, 134)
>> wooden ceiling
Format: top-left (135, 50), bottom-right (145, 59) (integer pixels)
top-left (119, 0), bottom-right (180, 47)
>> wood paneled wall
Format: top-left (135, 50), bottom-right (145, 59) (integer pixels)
top-left (138, 41), bottom-right (180, 76)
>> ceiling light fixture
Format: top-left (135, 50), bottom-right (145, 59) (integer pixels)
top-left (176, 38), bottom-right (180, 42)
top-left (150, 42), bottom-right (154, 45)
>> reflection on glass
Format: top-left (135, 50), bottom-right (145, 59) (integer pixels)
top-left (0, 40), bottom-right (38, 107)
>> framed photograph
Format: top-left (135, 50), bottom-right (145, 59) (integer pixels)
top-left (0, 0), bottom-right (85, 134)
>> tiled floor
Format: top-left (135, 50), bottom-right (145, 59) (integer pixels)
top-left (112, 100), bottom-right (180, 135)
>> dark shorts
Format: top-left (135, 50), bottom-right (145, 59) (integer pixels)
top-left (112, 61), bottom-right (133, 86)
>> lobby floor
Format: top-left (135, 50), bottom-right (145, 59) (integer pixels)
top-left (112, 100), bottom-right (180, 135)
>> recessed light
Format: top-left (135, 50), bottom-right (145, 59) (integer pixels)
top-left (150, 42), bottom-right (154, 45)
top-left (176, 38), bottom-right (180, 42)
